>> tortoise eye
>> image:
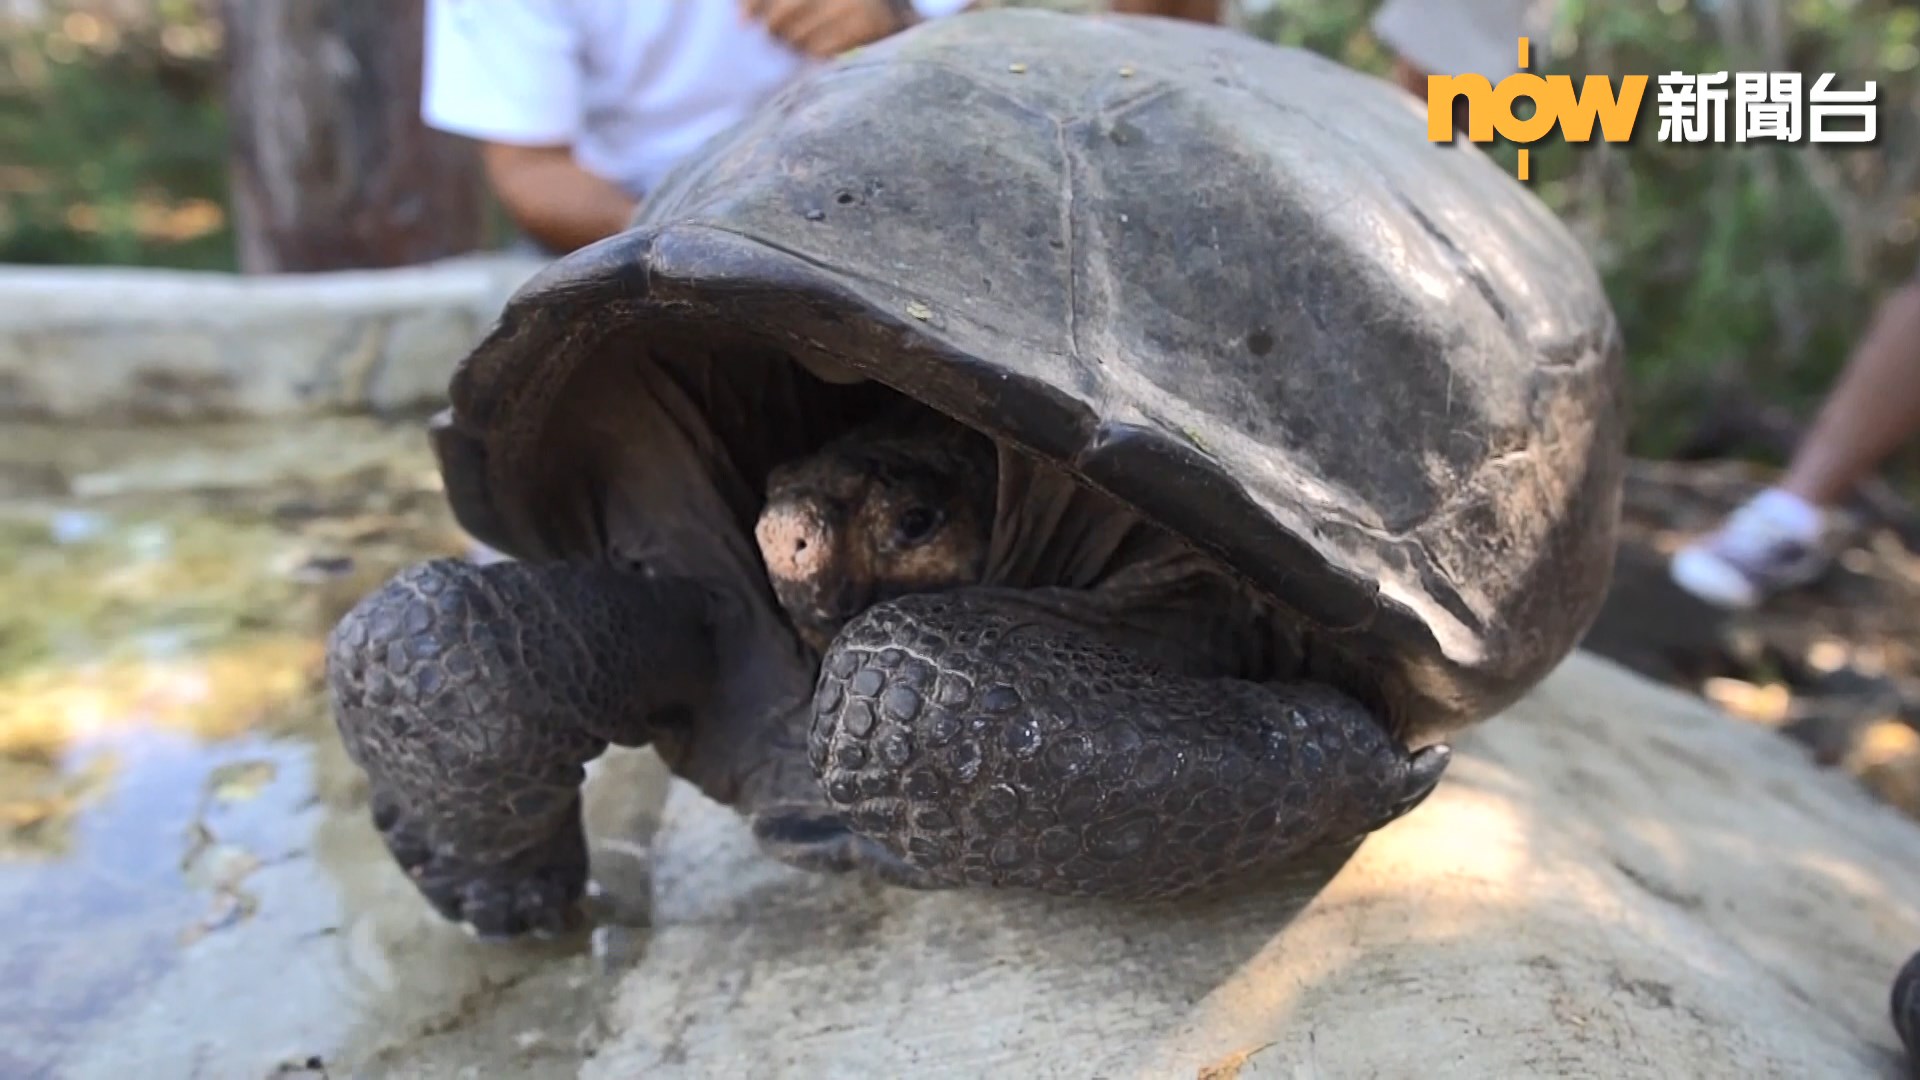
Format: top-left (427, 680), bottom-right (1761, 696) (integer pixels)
top-left (893, 506), bottom-right (944, 546)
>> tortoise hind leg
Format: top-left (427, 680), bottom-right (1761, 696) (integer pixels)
top-left (807, 588), bottom-right (1447, 899)
top-left (326, 558), bottom-right (717, 938)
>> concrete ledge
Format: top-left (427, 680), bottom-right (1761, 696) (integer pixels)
top-left (0, 253), bottom-right (546, 421)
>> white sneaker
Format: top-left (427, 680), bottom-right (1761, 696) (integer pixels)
top-left (1669, 489), bottom-right (1832, 610)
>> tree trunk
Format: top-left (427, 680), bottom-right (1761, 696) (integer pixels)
top-left (220, 0), bottom-right (485, 273)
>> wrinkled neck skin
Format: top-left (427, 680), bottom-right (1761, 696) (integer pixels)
top-left (980, 446), bottom-right (1285, 684)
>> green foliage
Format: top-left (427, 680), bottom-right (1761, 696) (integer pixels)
top-left (1249, 0), bottom-right (1920, 458)
top-left (0, 1), bottom-right (233, 270)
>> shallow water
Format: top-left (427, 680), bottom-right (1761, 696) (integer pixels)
top-left (0, 418), bottom-right (665, 1079)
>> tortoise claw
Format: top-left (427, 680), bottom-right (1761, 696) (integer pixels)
top-left (373, 792), bottom-right (589, 942)
top-left (752, 808), bottom-right (949, 891)
top-left (1375, 744), bottom-right (1451, 829)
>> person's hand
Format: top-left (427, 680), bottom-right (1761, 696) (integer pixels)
top-left (743, 0), bottom-right (915, 59)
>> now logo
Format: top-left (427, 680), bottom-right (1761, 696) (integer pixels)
top-left (1425, 39), bottom-right (1647, 180)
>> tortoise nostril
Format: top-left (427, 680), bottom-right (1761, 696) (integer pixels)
top-left (795, 539), bottom-right (809, 553)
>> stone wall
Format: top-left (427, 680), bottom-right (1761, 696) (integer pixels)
top-left (0, 254), bottom-right (543, 421)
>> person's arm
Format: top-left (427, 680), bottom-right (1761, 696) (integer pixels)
top-left (424, 0), bottom-right (633, 252)
top-left (745, 0), bottom-right (978, 59)
top-left (1106, 0), bottom-right (1224, 22)
top-left (480, 143), bottom-right (637, 254)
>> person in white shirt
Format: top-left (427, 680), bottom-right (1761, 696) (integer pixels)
top-left (424, 1), bottom-right (1226, 255)
top-left (423, 0), bottom-right (971, 254)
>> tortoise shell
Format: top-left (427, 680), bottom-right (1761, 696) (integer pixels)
top-left (430, 9), bottom-right (1625, 741)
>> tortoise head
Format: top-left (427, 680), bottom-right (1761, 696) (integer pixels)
top-left (755, 406), bottom-right (1000, 652)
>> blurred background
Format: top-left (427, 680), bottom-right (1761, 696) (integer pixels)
top-left (3, 2), bottom-right (1920, 1072)
top-left (5, 0), bottom-right (1917, 458)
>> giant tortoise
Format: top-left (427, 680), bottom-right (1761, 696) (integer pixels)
top-left (325, 9), bottom-right (1625, 938)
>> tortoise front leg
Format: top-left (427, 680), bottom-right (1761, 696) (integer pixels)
top-left (326, 558), bottom-right (716, 938)
top-left (808, 589), bottom-right (1447, 900)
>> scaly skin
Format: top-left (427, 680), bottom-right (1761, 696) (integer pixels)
top-left (326, 558), bottom-right (717, 938)
top-left (809, 589), bottom-right (1449, 900)
top-left (329, 557), bottom-right (1445, 930)
top-left (331, 415), bottom-right (1446, 933)
top-left (802, 584), bottom-right (1443, 895)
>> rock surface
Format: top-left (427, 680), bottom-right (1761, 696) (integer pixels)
top-left (1584, 458), bottom-right (1920, 824)
top-left (564, 651), bottom-right (1920, 1079)
top-left (0, 254), bottom-right (542, 420)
